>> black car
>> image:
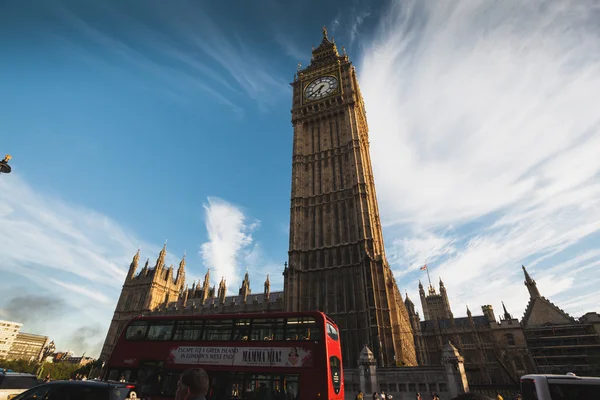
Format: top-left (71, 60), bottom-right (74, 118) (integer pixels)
top-left (11, 380), bottom-right (137, 400)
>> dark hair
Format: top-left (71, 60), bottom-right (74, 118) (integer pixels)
top-left (180, 368), bottom-right (210, 395)
top-left (451, 394), bottom-right (494, 400)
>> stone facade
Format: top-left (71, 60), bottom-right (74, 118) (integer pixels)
top-left (283, 27), bottom-right (416, 369)
top-left (407, 265), bottom-right (600, 389)
top-left (99, 246), bottom-right (281, 361)
top-left (344, 343), bottom-right (469, 400)
top-left (520, 267), bottom-right (600, 376)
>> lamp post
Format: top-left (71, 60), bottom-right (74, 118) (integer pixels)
top-left (0, 154), bottom-right (12, 174)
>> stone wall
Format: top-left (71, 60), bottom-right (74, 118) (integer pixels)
top-left (344, 366), bottom-right (452, 400)
top-left (346, 344), bottom-right (469, 400)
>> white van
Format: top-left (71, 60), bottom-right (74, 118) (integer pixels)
top-left (0, 371), bottom-right (39, 400)
top-left (521, 373), bottom-right (600, 400)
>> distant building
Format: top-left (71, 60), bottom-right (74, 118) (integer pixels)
top-left (0, 320), bottom-right (22, 359)
top-left (407, 279), bottom-right (532, 387)
top-left (62, 355), bottom-right (95, 366)
top-left (52, 351), bottom-right (73, 363)
top-left (520, 266), bottom-right (600, 376)
top-left (408, 265), bottom-right (600, 391)
top-left (7, 332), bottom-right (49, 362)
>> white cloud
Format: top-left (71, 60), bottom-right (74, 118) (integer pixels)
top-left (199, 197), bottom-right (260, 292)
top-left (360, 0), bottom-right (600, 318)
top-left (0, 174), bottom-right (178, 356)
top-left (350, 11), bottom-right (370, 44)
top-left (50, 278), bottom-right (112, 304)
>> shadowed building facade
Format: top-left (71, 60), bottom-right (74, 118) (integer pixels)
top-left (283, 27), bottom-right (416, 368)
top-left (99, 245), bottom-right (282, 362)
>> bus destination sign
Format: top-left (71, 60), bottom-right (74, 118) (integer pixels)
top-left (167, 346), bottom-right (313, 368)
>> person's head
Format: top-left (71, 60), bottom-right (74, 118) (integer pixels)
top-left (176, 368), bottom-right (210, 400)
top-left (451, 394), bottom-right (494, 400)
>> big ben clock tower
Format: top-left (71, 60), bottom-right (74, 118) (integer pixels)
top-left (284, 27), bottom-right (417, 368)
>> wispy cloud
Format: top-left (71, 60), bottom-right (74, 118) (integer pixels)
top-left (141, 2), bottom-right (291, 111)
top-left (330, 16), bottom-right (341, 35)
top-left (199, 197), bottom-right (260, 291)
top-left (0, 174), bottom-right (179, 355)
top-left (360, 0), bottom-right (600, 318)
top-left (350, 11), bottom-right (371, 45)
top-left (54, 1), bottom-right (289, 113)
top-left (274, 33), bottom-right (309, 63)
top-left (50, 278), bottom-right (112, 304)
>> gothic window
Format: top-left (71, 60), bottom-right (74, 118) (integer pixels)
top-left (504, 333), bottom-right (516, 346)
top-left (124, 295), bottom-right (133, 311)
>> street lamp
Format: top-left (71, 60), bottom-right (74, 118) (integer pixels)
top-left (0, 155), bottom-right (12, 174)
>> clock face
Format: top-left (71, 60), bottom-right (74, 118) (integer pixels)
top-left (304, 76), bottom-right (339, 100)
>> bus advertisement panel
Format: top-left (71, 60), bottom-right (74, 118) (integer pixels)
top-left (104, 311), bottom-right (343, 400)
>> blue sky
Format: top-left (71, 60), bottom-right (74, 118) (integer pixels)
top-left (1, 0), bottom-right (600, 357)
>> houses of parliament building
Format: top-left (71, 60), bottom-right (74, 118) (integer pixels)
top-left (100, 28), bottom-right (600, 384)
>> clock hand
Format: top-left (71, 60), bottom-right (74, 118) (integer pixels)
top-left (315, 85), bottom-right (325, 94)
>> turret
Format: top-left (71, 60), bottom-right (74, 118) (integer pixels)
top-left (201, 269), bottom-right (211, 304)
top-left (127, 249), bottom-right (140, 281)
top-left (522, 265), bottom-right (541, 299)
top-left (501, 301), bottom-right (512, 320)
top-left (239, 270), bottom-right (251, 303)
top-left (419, 280), bottom-right (430, 320)
top-left (264, 274), bottom-right (271, 300)
top-left (182, 284), bottom-right (189, 307)
top-left (482, 305), bottom-right (496, 322)
top-left (142, 258), bottom-right (150, 276)
top-left (176, 253), bottom-right (186, 287)
top-left (156, 242), bottom-right (167, 271)
top-left (439, 277), bottom-right (454, 319)
top-left (218, 277), bottom-right (227, 304)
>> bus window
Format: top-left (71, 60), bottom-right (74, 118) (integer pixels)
top-left (326, 322), bottom-right (339, 341)
top-left (203, 319), bottom-right (233, 341)
top-left (125, 321), bottom-right (149, 340)
top-left (147, 321), bottom-right (175, 341)
top-left (173, 320), bottom-right (203, 341)
top-left (520, 378), bottom-right (538, 400)
top-left (330, 356), bottom-right (342, 394)
top-left (251, 318), bottom-right (284, 341)
top-left (233, 319), bottom-right (251, 341)
top-left (549, 382), bottom-right (600, 399)
top-left (286, 317), bottom-right (319, 341)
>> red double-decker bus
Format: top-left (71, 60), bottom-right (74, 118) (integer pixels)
top-left (104, 311), bottom-right (343, 400)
